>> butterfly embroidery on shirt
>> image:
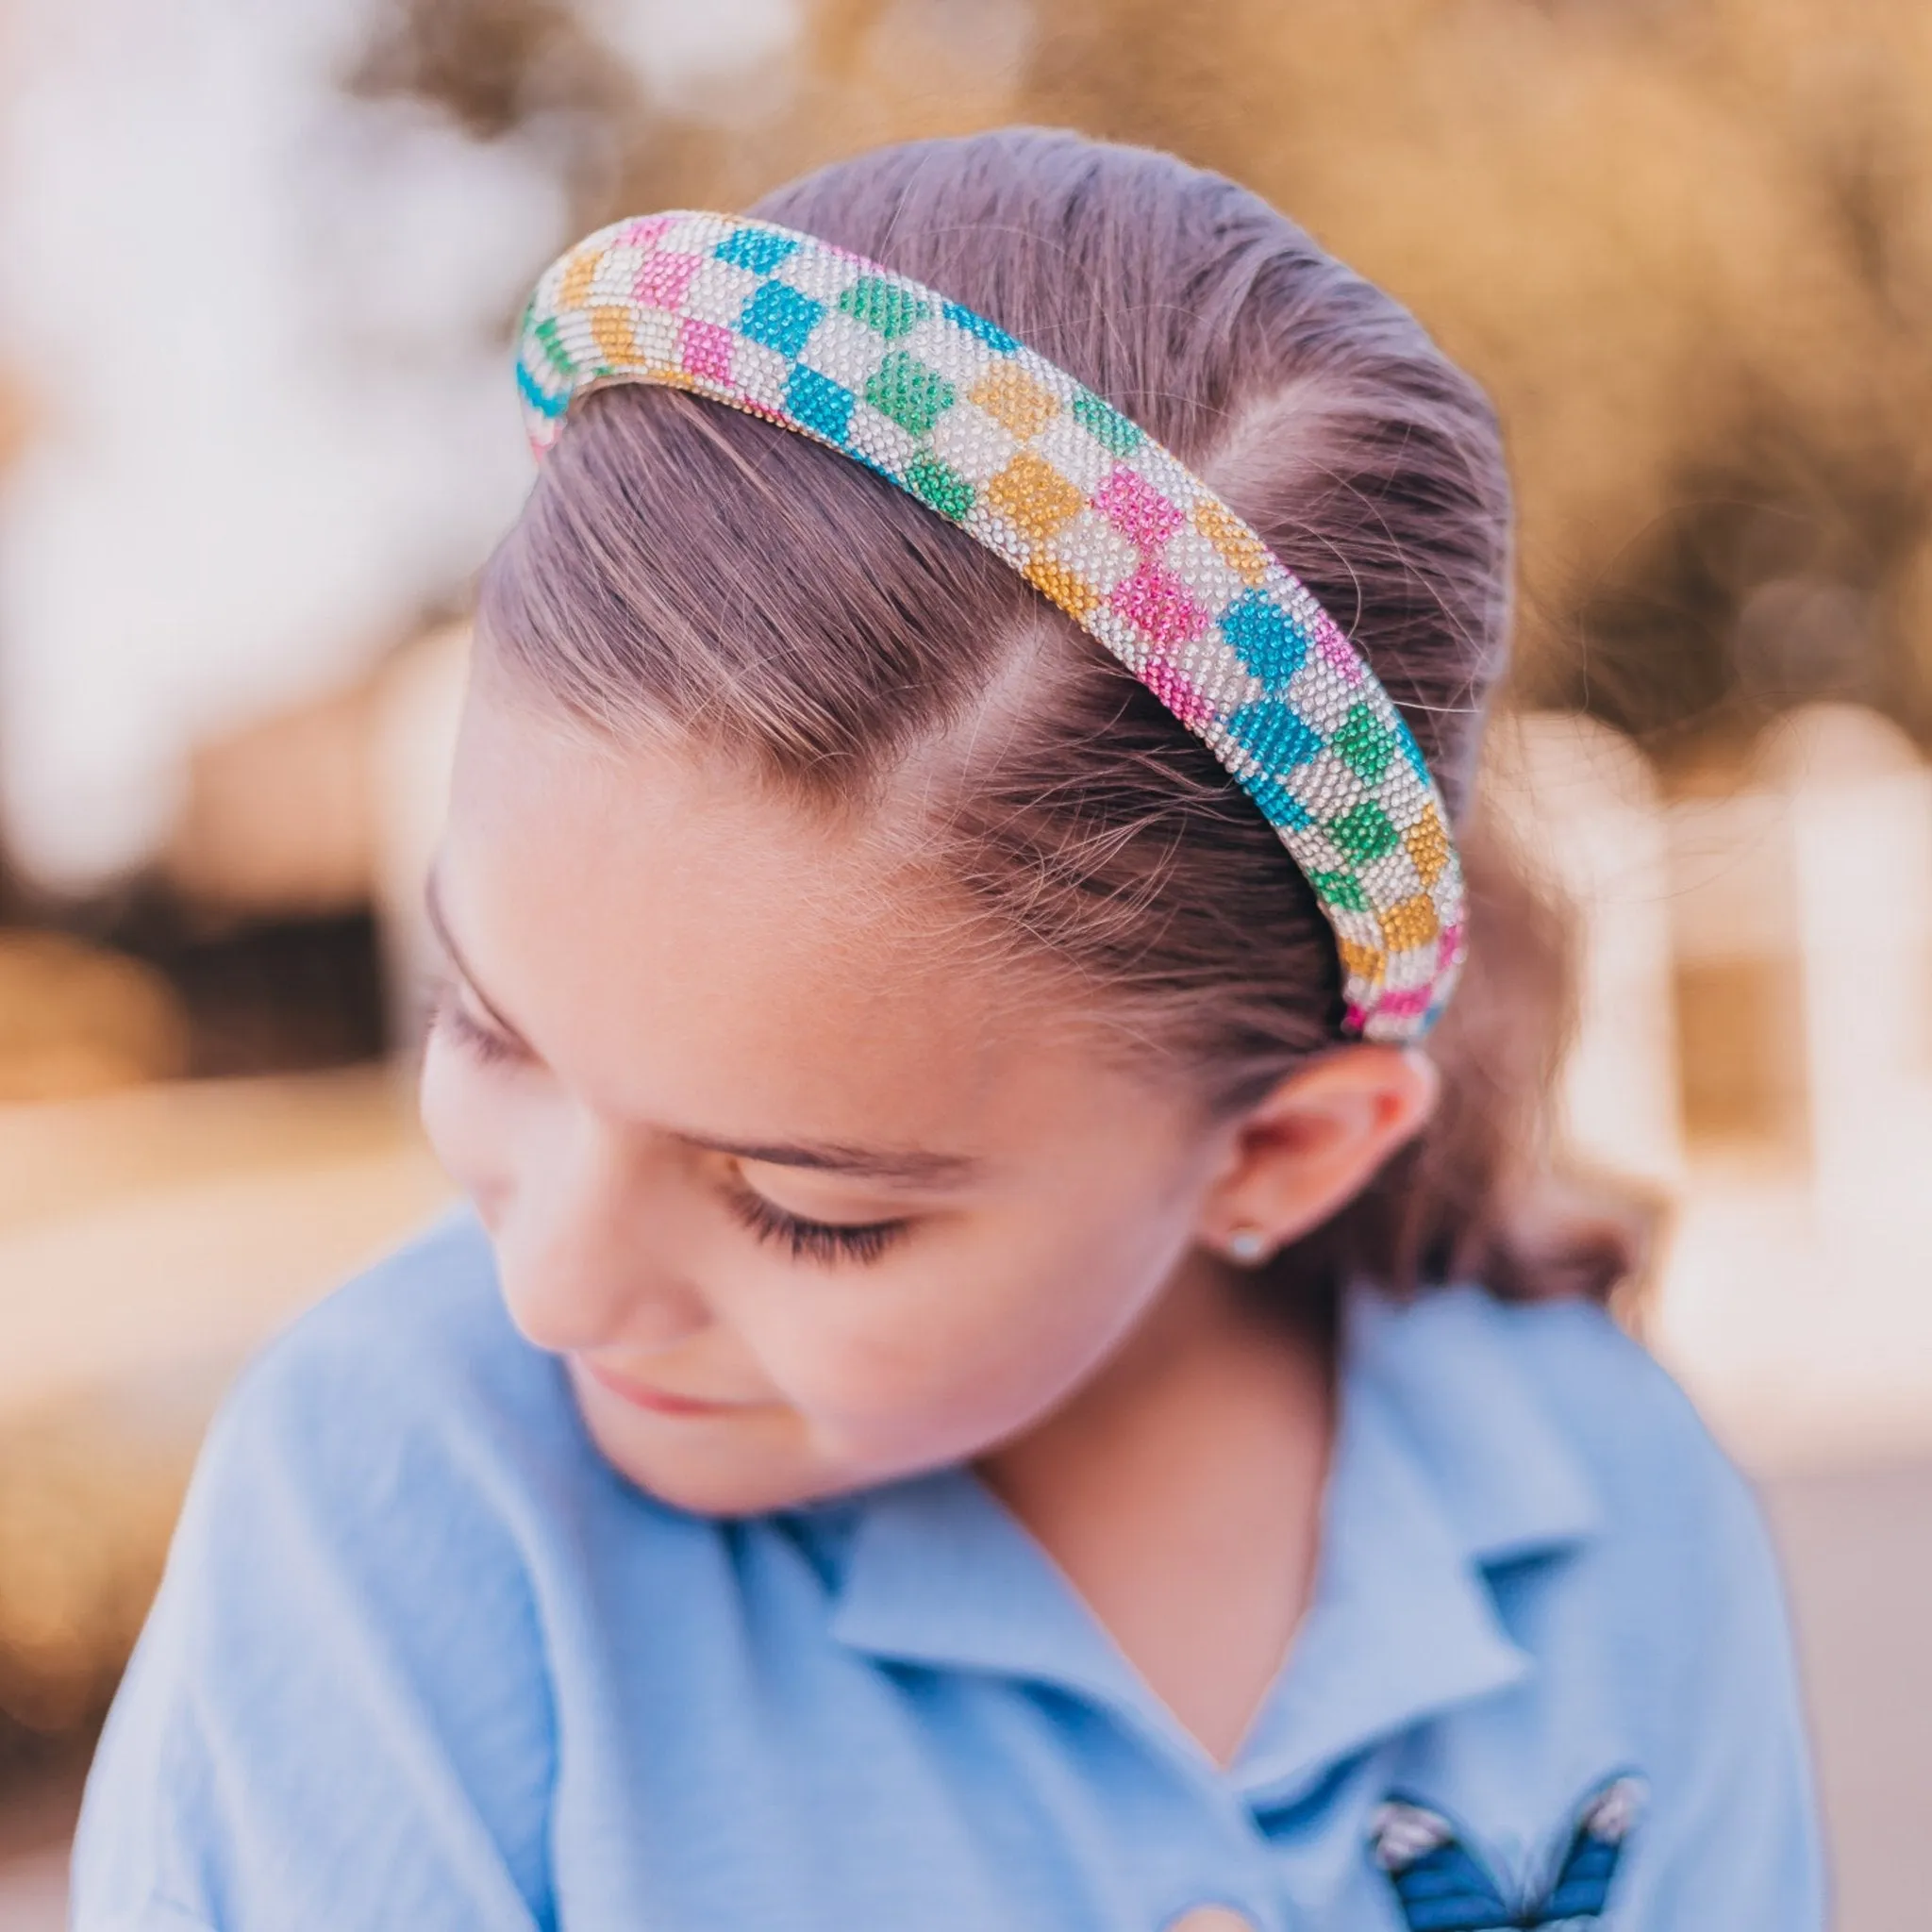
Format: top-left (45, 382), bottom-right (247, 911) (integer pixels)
top-left (1368, 1774), bottom-right (1646, 1929)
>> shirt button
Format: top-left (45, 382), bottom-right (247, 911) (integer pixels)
top-left (1162, 1910), bottom-right (1260, 1932)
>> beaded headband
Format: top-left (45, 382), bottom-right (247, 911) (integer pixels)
top-left (515, 213), bottom-right (1466, 1041)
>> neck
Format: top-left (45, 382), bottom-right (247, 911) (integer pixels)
top-left (977, 1253), bottom-right (1335, 1766)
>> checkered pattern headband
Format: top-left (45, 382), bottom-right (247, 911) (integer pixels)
top-left (516, 213), bottom-right (1466, 1041)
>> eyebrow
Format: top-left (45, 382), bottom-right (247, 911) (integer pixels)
top-left (682, 1134), bottom-right (983, 1186)
top-left (421, 870), bottom-right (984, 1189)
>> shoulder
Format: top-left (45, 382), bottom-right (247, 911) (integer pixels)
top-left (1477, 1290), bottom-right (1728, 1453)
top-left (1352, 1281), bottom-right (1794, 1706)
top-left (1473, 1293), bottom-right (1799, 1684)
top-left (1373, 1287), bottom-right (1810, 1759)
top-left (137, 1207), bottom-right (637, 1747)
top-left (1467, 1290), bottom-right (1770, 1567)
top-left (75, 1213), bottom-right (594, 1930)
top-left (229, 1205), bottom-right (546, 1426)
top-left (147, 1205), bottom-right (603, 1671)
top-left (1368, 1284), bottom-right (1762, 1546)
top-left (203, 1207), bottom-right (592, 1521)
top-left (1356, 1288), bottom-right (1822, 1903)
top-left (164, 1205), bottom-right (713, 1650)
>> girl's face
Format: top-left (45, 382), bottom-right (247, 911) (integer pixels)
top-left (424, 675), bottom-right (1233, 1516)
top-left (423, 672), bottom-right (1420, 1517)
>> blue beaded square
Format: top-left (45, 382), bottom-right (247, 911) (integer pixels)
top-left (741, 281), bottom-right (824, 358)
top-left (941, 300), bottom-right (1019, 354)
top-left (1221, 590), bottom-right (1308, 686)
top-left (1225, 699), bottom-right (1323, 772)
top-left (784, 366), bottom-right (857, 444)
top-left (714, 227), bottom-right (799, 274)
top-left (515, 358), bottom-right (567, 419)
top-left (1243, 773), bottom-right (1314, 829)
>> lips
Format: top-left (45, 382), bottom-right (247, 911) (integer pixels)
top-left (577, 1357), bottom-right (759, 1418)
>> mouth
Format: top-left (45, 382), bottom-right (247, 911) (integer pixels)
top-left (576, 1357), bottom-right (764, 1419)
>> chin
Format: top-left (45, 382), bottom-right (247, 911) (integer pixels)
top-left (626, 1457), bottom-right (831, 1520)
top-left (577, 1407), bottom-right (850, 1520)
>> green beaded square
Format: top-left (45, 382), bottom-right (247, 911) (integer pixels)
top-left (1326, 802), bottom-right (1401, 863)
top-left (840, 277), bottom-right (930, 341)
top-left (1071, 391), bottom-right (1142, 456)
top-left (1308, 870), bottom-right (1373, 914)
top-left (533, 315), bottom-right (576, 379)
top-left (866, 351), bottom-right (957, 437)
top-left (907, 454), bottom-right (974, 521)
top-left (1332, 703), bottom-right (1398, 785)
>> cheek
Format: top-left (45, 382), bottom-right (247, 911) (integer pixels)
top-left (763, 1188), bottom-right (1194, 1465)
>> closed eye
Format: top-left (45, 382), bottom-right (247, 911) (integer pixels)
top-left (724, 1176), bottom-right (908, 1267)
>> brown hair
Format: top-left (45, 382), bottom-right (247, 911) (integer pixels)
top-left (479, 127), bottom-right (1624, 1303)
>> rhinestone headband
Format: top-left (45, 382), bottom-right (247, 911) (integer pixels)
top-left (515, 212), bottom-right (1466, 1041)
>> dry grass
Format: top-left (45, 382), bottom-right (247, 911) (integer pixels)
top-left (0, 934), bottom-right (187, 1104)
top-left (0, 1070), bottom-right (449, 1761)
top-left (0, 1387), bottom-right (199, 1774)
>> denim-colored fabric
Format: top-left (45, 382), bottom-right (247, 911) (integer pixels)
top-left (73, 1211), bottom-right (1824, 1930)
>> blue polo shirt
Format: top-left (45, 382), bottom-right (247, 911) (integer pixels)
top-left (73, 1211), bottom-right (1823, 1930)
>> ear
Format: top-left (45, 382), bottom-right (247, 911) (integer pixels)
top-left (1197, 1046), bottom-right (1440, 1266)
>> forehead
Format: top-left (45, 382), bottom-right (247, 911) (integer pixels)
top-left (438, 680), bottom-right (1086, 1148)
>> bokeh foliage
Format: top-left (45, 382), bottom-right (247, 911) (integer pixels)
top-left (1021, 0), bottom-right (1932, 762)
top-left (369, 0), bottom-right (1932, 767)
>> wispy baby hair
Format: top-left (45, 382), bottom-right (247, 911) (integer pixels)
top-left (479, 127), bottom-right (1610, 1301)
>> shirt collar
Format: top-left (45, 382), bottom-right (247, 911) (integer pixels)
top-left (824, 1464), bottom-right (1173, 1743)
top-left (818, 1282), bottom-right (1603, 1792)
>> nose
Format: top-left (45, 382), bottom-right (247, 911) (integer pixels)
top-left (491, 1106), bottom-right (708, 1357)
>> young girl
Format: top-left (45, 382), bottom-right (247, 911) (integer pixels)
top-left (74, 130), bottom-right (1821, 1930)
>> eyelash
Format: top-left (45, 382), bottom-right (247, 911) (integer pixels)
top-left (430, 986), bottom-right (521, 1066)
top-left (724, 1177), bottom-right (908, 1268)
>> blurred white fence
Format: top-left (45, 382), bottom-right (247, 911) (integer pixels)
top-left (1490, 704), bottom-right (1932, 1467)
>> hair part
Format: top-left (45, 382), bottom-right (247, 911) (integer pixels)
top-left (479, 127), bottom-right (1628, 1303)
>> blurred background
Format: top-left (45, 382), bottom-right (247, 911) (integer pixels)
top-left (1, 0), bottom-right (1928, 1923)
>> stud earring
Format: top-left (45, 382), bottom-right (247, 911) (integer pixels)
top-left (1224, 1225), bottom-right (1272, 1266)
